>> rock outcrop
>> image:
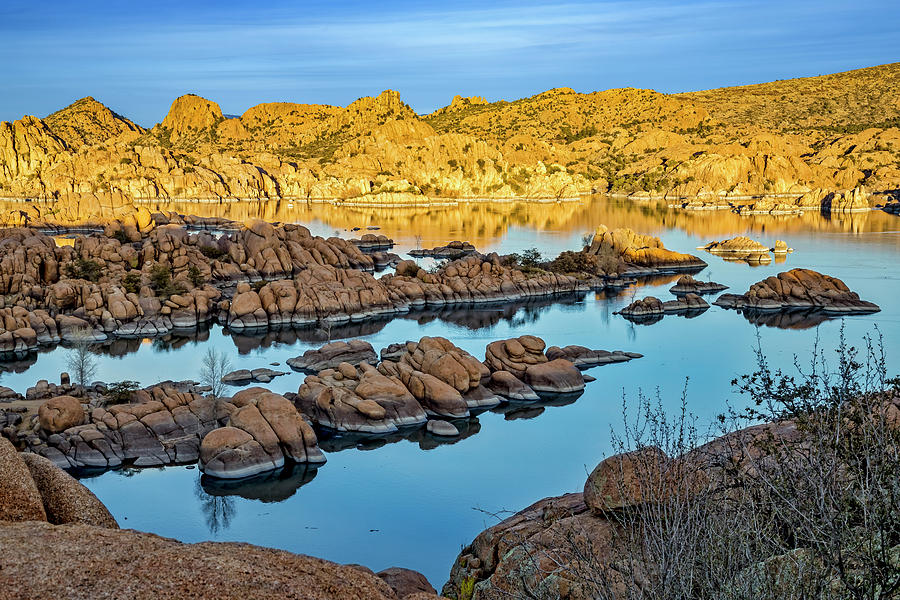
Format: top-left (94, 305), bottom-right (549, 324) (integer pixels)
top-left (669, 274), bottom-right (728, 295)
top-left (3, 64), bottom-right (900, 221)
top-left (0, 521), bottom-right (426, 600)
top-left (587, 226), bottom-right (706, 271)
top-left (714, 269), bottom-right (880, 313)
top-left (617, 293), bottom-right (709, 319)
top-left (287, 340), bottom-right (378, 372)
top-left (200, 388), bottom-right (325, 479)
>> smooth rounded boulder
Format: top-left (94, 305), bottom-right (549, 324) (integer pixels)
top-left (21, 453), bottom-right (118, 528)
top-left (524, 359), bottom-right (585, 393)
top-left (0, 438), bottom-right (48, 522)
top-left (38, 395), bottom-right (84, 433)
top-left (199, 427), bottom-right (282, 479)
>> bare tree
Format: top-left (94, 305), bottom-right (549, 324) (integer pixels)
top-left (200, 347), bottom-right (232, 400)
top-left (66, 328), bottom-right (98, 387)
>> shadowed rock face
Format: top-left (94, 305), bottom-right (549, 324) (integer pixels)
top-left (714, 268), bottom-right (880, 313)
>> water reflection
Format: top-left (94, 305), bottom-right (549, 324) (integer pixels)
top-left (737, 309), bottom-right (838, 330)
top-left (200, 463), bottom-right (319, 503)
top-left (195, 477), bottom-right (236, 534)
top-left (317, 417), bottom-right (482, 453)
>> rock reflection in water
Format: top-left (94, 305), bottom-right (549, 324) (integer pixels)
top-left (738, 308), bottom-right (836, 330)
top-left (200, 463), bottom-right (319, 503)
top-left (318, 417), bottom-right (482, 453)
top-left (493, 392), bottom-right (583, 420)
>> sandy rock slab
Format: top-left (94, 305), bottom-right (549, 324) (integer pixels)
top-left (0, 521), bottom-right (408, 600)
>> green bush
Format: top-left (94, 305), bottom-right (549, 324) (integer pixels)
top-left (188, 265), bottom-right (205, 287)
top-left (105, 380), bottom-right (140, 404)
top-left (199, 245), bottom-right (226, 260)
top-left (548, 250), bottom-right (598, 274)
top-left (64, 258), bottom-right (103, 282)
top-left (148, 264), bottom-right (184, 298)
top-left (122, 271), bottom-right (142, 294)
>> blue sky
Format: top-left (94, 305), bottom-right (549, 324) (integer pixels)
top-left (1, 0), bottom-right (897, 126)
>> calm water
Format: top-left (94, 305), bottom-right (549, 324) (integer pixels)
top-left (3, 197), bottom-right (898, 587)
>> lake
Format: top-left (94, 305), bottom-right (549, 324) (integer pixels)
top-left (2, 196), bottom-right (898, 588)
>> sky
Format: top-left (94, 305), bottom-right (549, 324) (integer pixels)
top-left (1, 0), bottom-right (897, 126)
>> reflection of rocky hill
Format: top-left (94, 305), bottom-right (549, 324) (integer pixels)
top-left (2, 64), bottom-right (899, 226)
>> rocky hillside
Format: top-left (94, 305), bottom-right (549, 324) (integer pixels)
top-left (1, 63), bottom-right (899, 224)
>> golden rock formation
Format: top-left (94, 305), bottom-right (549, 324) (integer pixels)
top-left (1, 63), bottom-right (898, 224)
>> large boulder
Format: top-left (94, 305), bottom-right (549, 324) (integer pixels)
top-left (287, 339), bottom-right (377, 373)
top-left (714, 268), bottom-right (880, 313)
top-left (376, 567), bottom-right (438, 598)
top-left (0, 437), bottom-right (47, 522)
top-left (38, 395), bottom-right (84, 433)
top-left (484, 335), bottom-right (548, 379)
top-left (583, 447), bottom-right (668, 514)
top-left (199, 427), bottom-right (278, 479)
top-left (21, 453), bottom-right (118, 528)
top-left (524, 359), bottom-right (585, 394)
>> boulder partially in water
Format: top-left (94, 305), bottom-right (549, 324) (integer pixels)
top-left (714, 268), bottom-right (880, 313)
top-left (546, 345), bottom-right (642, 368)
top-left (669, 274), bottom-right (728, 295)
top-left (287, 340), bottom-right (378, 373)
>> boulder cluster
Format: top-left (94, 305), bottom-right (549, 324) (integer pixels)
top-left (617, 293), bottom-right (709, 320)
top-left (200, 387), bottom-right (325, 479)
top-left (293, 335), bottom-right (638, 435)
top-left (714, 268), bottom-right (880, 313)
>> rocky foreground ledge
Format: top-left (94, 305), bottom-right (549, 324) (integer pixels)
top-left (442, 388), bottom-right (900, 599)
top-left (0, 436), bottom-right (443, 599)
